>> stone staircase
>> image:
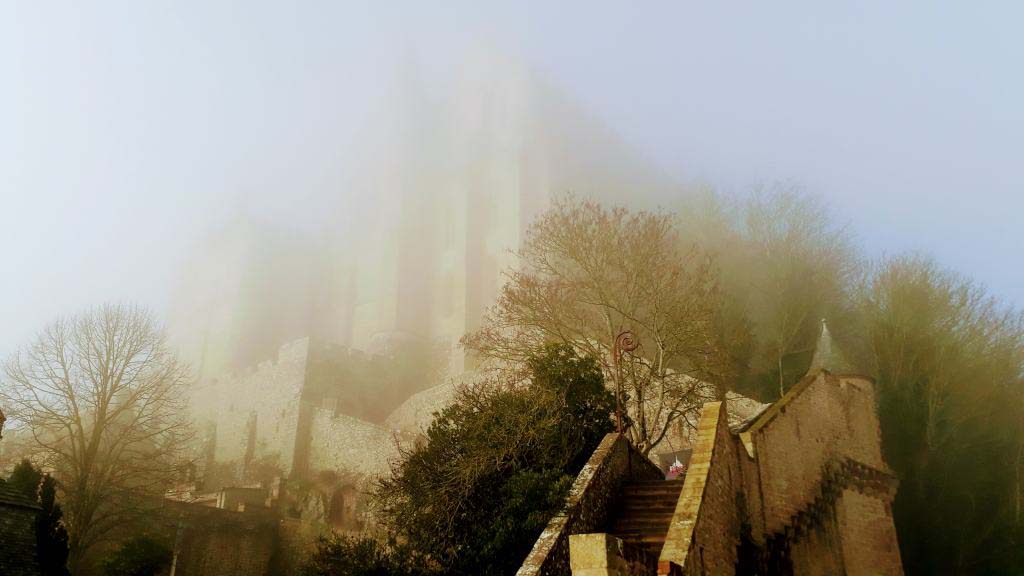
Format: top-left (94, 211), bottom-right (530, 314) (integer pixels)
top-left (609, 478), bottom-right (685, 560)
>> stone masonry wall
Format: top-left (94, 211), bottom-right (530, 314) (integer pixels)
top-left (147, 493), bottom-right (326, 576)
top-left (167, 505), bottom-right (278, 576)
top-left (652, 372), bottom-right (901, 576)
top-left (0, 484), bottom-right (42, 576)
top-left (835, 487), bottom-right (903, 575)
top-left (306, 407), bottom-right (402, 478)
top-left (748, 371), bottom-right (885, 536)
top-left (272, 517), bottom-right (322, 576)
top-left (788, 507), bottom-right (845, 575)
top-left (208, 338), bottom-right (309, 478)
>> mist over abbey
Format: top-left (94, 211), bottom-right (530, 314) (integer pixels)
top-left (2, 3), bottom-right (1023, 576)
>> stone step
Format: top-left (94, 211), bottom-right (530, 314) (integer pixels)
top-left (621, 483), bottom-right (685, 492)
top-left (618, 500), bottom-right (675, 508)
top-left (613, 531), bottom-right (669, 545)
top-left (612, 524), bottom-right (672, 536)
top-left (620, 493), bottom-right (682, 503)
top-left (620, 493), bottom-right (680, 501)
top-left (620, 491), bottom-right (683, 500)
top-left (613, 515), bottom-right (673, 528)
top-left (620, 492), bottom-right (683, 498)
top-left (619, 501), bottom-right (680, 510)
top-left (620, 492), bottom-right (680, 500)
top-left (605, 479), bottom-right (684, 563)
top-left (613, 510), bottom-right (676, 520)
top-left (623, 478), bottom-right (684, 484)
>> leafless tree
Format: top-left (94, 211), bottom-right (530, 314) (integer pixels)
top-left (1, 304), bottom-right (194, 571)
top-left (855, 255), bottom-right (1024, 571)
top-left (462, 197), bottom-right (725, 455)
top-left (676, 185), bottom-right (855, 398)
top-left (742, 190), bottom-right (855, 396)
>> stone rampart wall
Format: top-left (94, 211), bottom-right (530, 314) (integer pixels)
top-left (306, 408), bottom-right (402, 478)
top-left (162, 503), bottom-right (278, 576)
top-left (209, 338), bottom-right (309, 477)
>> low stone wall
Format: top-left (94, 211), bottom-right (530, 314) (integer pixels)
top-left (517, 433), bottom-right (662, 576)
top-left (206, 338), bottom-right (309, 479)
top-left (569, 533), bottom-right (653, 576)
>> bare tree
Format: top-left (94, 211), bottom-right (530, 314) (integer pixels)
top-left (677, 185), bottom-right (855, 398)
top-left (462, 197), bottom-right (725, 455)
top-left (855, 255), bottom-right (1024, 573)
top-left (1, 304), bottom-right (194, 572)
top-left (742, 188), bottom-right (855, 397)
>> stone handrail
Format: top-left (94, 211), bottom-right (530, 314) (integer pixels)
top-left (517, 433), bottom-right (661, 576)
top-left (657, 401), bottom-right (725, 574)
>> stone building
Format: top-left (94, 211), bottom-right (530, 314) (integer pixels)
top-left (166, 51), bottom-right (673, 384)
top-left (0, 477), bottom-right (41, 576)
top-left (158, 56), bottom-right (678, 573)
top-left (519, 323), bottom-right (903, 576)
top-left (0, 408), bottom-right (44, 576)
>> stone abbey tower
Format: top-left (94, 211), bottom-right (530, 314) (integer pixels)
top-left (166, 54), bottom-right (675, 501)
top-left (168, 53), bottom-right (672, 383)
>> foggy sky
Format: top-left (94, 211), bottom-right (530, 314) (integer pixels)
top-left (2, 0), bottom-right (1022, 357)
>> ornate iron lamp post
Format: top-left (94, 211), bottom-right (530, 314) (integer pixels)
top-left (613, 330), bottom-right (638, 435)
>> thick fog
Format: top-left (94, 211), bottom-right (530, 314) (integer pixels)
top-left (2, 0), bottom-right (1022, 360)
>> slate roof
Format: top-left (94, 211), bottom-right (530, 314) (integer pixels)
top-left (0, 479), bottom-right (42, 576)
top-left (807, 318), bottom-right (858, 374)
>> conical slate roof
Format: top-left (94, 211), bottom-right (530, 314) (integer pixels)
top-left (808, 319), bottom-right (857, 374)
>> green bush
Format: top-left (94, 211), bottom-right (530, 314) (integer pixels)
top-left (102, 536), bottom-right (172, 576)
top-left (302, 534), bottom-right (430, 576)
top-left (374, 343), bottom-right (614, 575)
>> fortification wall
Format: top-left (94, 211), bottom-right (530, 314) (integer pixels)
top-left (209, 338), bottom-right (309, 477)
top-left (306, 408), bottom-right (402, 478)
top-left (748, 371), bottom-right (885, 536)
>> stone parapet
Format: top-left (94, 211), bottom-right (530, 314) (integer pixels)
top-left (517, 433), bottom-right (661, 576)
